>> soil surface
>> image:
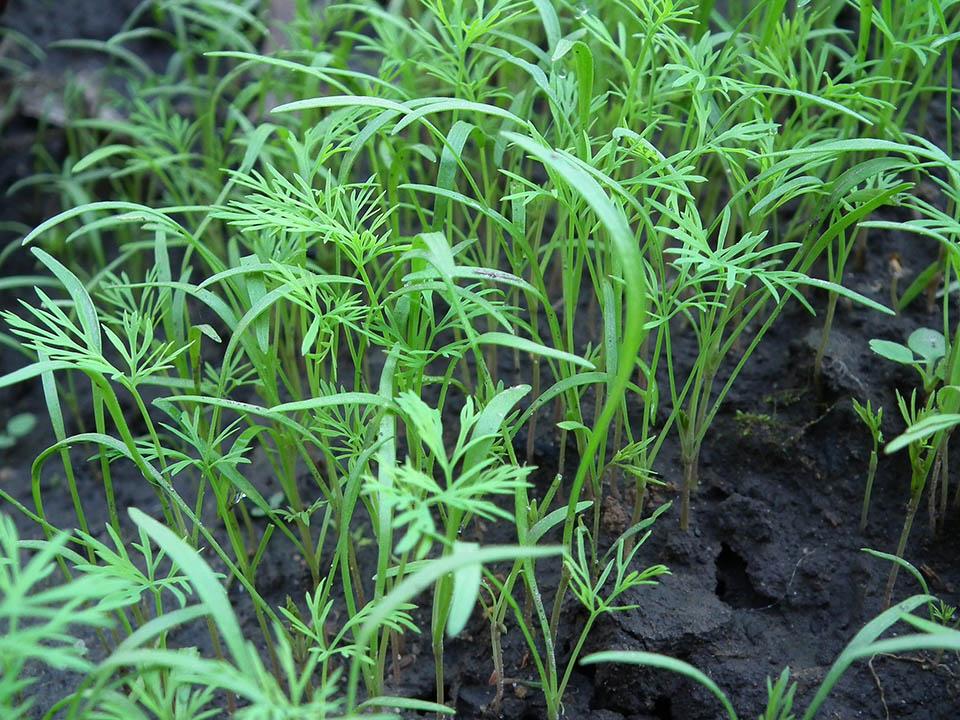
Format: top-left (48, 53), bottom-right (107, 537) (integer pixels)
top-left (2, 3), bottom-right (959, 719)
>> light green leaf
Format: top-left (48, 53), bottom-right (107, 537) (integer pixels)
top-left (869, 339), bottom-right (914, 365)
top-left (360, 697), bottom-right (455, 715)
top-left (529, 501), bottom-right (593, 544)
top-left (447, 542), bottom-right (482, 637)
top-left (0, 361), bottom-right (77, 390)
top-left (557, 420), bottom-right (589, 432)
top-left (31, 248), bottom-right (102, 354)
top-left (886, 413), bottom-right (960, 453)
top-left (798, 277), bottom-right (893, 316)
top-left (272, 95), bottom-right (409, 115)
top-left (72, 144), bottom-right (134, 174)
top-left (907, 328), bottom-right (946, 364)
top-left (476, 332), bottom-right (595, 370)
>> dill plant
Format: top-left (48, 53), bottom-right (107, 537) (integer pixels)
top-left (0, 0), bottom-right (957, 717)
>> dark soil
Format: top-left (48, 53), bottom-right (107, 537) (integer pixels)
top-left (2, 3), bottom-right (959, 719)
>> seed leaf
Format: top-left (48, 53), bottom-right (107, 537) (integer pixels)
top-left (907, 328), bottom-right (946, 364)
top-left (869, 339), bottom-right (914, 365)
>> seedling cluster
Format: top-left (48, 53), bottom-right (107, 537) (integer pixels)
top-left (0, 1), bottom-right (958, 717)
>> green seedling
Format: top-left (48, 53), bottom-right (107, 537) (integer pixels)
top-left (880, 391), bottom-right (938, 608)
top-left (364, 386), bottom-right (533, 707)
top-left (873, 320), bottom-right (960, 603)
top-left (851, 399), bottom-right (883, 530)
top-left (864, 547), bottom-right (960, 668)
top-left (484, 501), bottom-right (671, 720)
top-left (864, 548), bottom-right (959, 628)
top-left (560, 514), bottom-right (671, 702)
top-left (870, 327), bottom-right (947, 395)
top-left (0, 0), bottom-right (957, 716)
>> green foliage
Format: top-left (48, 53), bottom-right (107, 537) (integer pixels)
top-left (0, 0), bottom-right (957, 716)
top-left (0, 516), bottom-right (134, 719)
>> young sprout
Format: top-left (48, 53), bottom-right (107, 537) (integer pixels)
top-left (560, 515), bottom-right (670, 706)
top-left (882, 391), bottom-right (938, 608)
top-left (869, 327), bottom-right (947, 396)
top-left (872, 324), bottom-right (960, 604)
top-left (851, 398), bottom-right (883, 531)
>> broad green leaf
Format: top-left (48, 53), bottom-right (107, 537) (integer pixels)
top-left (907, 328), bottom-right (946, 364)
top-left (271, 392), bottom-right (389, 415)
top-left (851, 632), bottom-right (960, 659)
top-left (828, 157), bottom-right (909, 206)
top-left (22, 202), bottom-right (184, 247)
top-left (392, 98), bottom-right (529, 135)
top-left (434, 120), bottom-right (478, 229)
top-left (571, 41), bottom-right (594, 129)
top-left (801, 595), bottom-right (933, 720)
top-left (239, 256), bottom-right (270, 354)
top-left (860, 549), bottom-right (930, 595)
top-left (463, 384), bottom-right (530, 469)
top-left (529, 501), bottom-right (593, 544)
top-left (869, 339), bottom-right (914, 365)
top-left (272, 95), bottom-right (409, 115)
top-left (532, 0), bottom-right (561, 51)
top-left (746, 85), bottom-right (873, 126)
